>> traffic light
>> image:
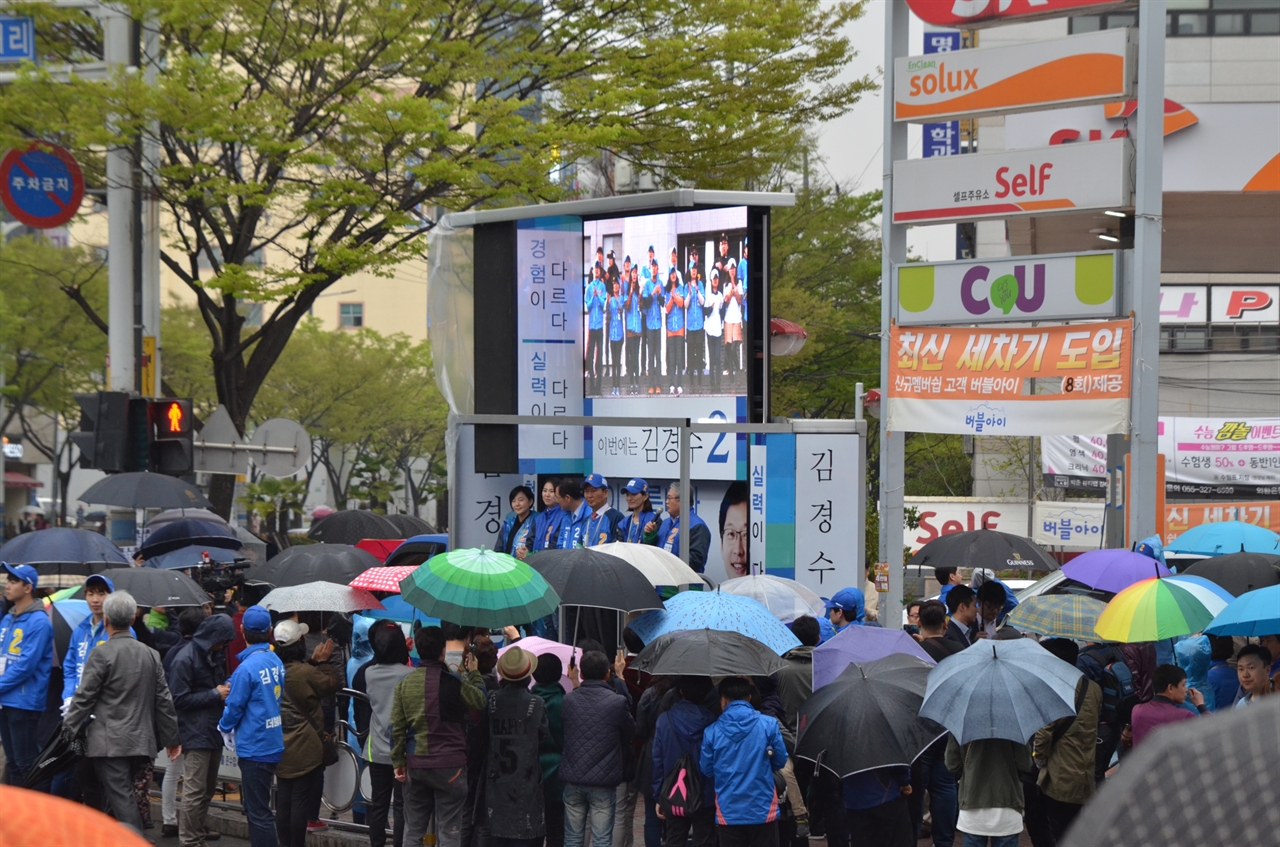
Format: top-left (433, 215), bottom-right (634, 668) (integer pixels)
top-left (150, 399), bottom-right (194, 475)
top-left (70, 391), bottom-right (130, 471)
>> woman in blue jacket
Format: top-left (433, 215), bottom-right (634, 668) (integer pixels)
top-left (643, 260), bottom-right (665, 394)
top-left (663, 268), bottom-right (687, 396)
top-left (608, 278), bottom-right (626, 396)
top-left (497, 485), bottom-right (537, 558)
top-left (532, 478), bottom-right (565, 552)
top-left (685, 266), bottom-right (707, 393)
top-left (624, 266), bottom-right (644, 395)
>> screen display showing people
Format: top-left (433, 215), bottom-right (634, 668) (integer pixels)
top-left (582, 207), bottom-right (749, 399)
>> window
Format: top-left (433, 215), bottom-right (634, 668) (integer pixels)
top-left (339, 303), bottom-right (363, 328)
top-left (1071, 1), bottom-right (1280, 35)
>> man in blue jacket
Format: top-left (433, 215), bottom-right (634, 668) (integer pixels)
top-left (218, 605), bottom-right (284, 847)
top-left (653, 677), bottom-right (717, 847)
top-left (700, 677), bottom-right (787, 847)
top-left (61, 573), bottom-right (113, 715)
top-left (582, 474), bottom-right (625, 548)
top-left (556, 479), bottom-right (593, 549)
top-left (170, 613), bottom-right (236, 847)
top-left (0, 562), bottom-right (54, 790)
top-left (643, 484), bottom-right (711, 574)
top-left (824, 587), bottom-right (867, 633)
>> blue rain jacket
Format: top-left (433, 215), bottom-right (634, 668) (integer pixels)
top-left (0, 601), bottom-right (54, 710)
top-left (700, 700), bottom-right (787, 825)
top-left (62, 614), bottom-right (109, 700)
top-left (218, 643), bottom-right (285, 762)
top-left (557, 501), bottom-right (593, 549)
top-left (533, 506), bottom-right (566, 552)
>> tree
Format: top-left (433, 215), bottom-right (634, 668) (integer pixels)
top-left (6, 0), bottom-right (873, 458)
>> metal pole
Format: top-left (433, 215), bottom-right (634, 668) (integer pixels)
top-left (855, 382), bottom-right (864, 422)
top-left (141, 14), bottom-right (162, 397)
top-left (1128, 0), bottom-right (1166, 545)
top-left (678, 422), bottom-right (691, 565)
top-left (103, 7), bottom-right (135, 392)
top-left (878, 0), bottom-right (909, 629)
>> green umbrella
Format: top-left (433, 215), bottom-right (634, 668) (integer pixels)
top-left (398, 547), bottom-right (560, 628)
top-left (1007, 594), bottom-right (1109, 641)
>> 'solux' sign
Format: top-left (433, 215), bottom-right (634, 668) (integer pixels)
top-left (892, 138), bottom-right (1133, 225)
top-left (895, 29), bottom-right (1134, 123)
top-left (905, 0), bottom-right (1138, 28)
top-left (895, 251), bottom-right (1121, 325)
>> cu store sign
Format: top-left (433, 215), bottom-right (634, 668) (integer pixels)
top-left (905, 0), bottom-right (1137, 28)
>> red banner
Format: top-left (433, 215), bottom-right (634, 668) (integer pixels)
top-left (906, 0), bottom-right (1137, 28)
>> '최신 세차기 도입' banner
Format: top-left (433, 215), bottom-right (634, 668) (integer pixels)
top-left (887, 320), bottom-right (1132, 437)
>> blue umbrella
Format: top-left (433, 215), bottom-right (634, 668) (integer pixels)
top-left (1166, 521), bottom-right (1280, 557)
top-left (144, 545), bottom-right (245, 570)
top-left (812, 625), bottom-right (935, 690)
top-left (1204, 584), bottom-right (1280, 637)
top-left (919, 638), bottom-right (1083, 745)
top-left (359, 593), bottom-right (441, 628)
top-left (141, 519), bottom-right (242, 557)
top-left (627, 590), bottom-right (801, 655)
top-left (0, 528), bottom-right (129, 570)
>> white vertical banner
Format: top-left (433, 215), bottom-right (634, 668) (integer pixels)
top-left (516, 217), bottom-right (584, 469)
top-left (454, 426), bottom-right (523, 550)
top-left (794, 433), bottom-right (861, 597)
top-left (749, 442), bottom-right (767, 575)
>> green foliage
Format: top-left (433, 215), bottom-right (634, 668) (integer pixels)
top-left (237, 475), bottom-right (307, 547)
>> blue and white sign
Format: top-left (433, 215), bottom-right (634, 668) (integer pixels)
top-left (0, 143), bottom-right (85, 228)
top-left (922, 31), bottom-right (962, 159)
top-left (0, 17), bottom-right (34, 64)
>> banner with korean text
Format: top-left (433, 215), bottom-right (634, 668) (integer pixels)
top-left (887, 320), bottom-right (1133, 436)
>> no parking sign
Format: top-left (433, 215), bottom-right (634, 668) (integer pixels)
top-left (0, 142), bottom-right (85, 228)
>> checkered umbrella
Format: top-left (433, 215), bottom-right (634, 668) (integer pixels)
top-left (1007, 594), bottom-right (1108, 641)
top-left (349, 565), bottom-right (419, 593)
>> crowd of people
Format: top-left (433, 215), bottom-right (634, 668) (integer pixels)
top-left (583, 238), bottom-right (747, 398)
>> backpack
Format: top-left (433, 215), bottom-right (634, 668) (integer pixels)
top-left (1083, 645), bottom-right (1135, 724)
top-left (658, 752), bottom-right (705, 818)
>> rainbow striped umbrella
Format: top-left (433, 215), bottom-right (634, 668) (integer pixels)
top-left (398, 547), bottom-right (560, 628)
top-left (1094, 575), bottom-right (1235, 643)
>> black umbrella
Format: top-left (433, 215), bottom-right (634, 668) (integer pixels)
top-left (72, 567), bottom-right (211, 607)
top-left (0, 528), bottom-right (129, 572)
top-left (384, 535), bottom-right (449, 568)
top-left (795, 654), bottom-right (946, 778)
top-left (1182, 552), bottom-right (1280, 598)
top-left (140, 519), bottom-right (242, 558)
top-left (306, 509), bottom-right (401, 545)
top-left (23, 720), bottom-right (91, 790)
top-left (631, 629), bottom-right (788, 677)
top-left (250, 544), bottom-right (381, 587)
top-left (907, 528), bottom-right (1058, 572)
top-left (79, 472), bottom-right (212, 510)
top-left (145, 508), bottom-right (228, 528)
top-left (529, 548), bottom-right (664, 613)
top-left (384, 513), bottom-right (434, 537)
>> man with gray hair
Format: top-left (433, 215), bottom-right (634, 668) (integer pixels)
top-left (62, 590), bottom-right (182, 833)
top-left (642, 483), bottom-right (711, 573)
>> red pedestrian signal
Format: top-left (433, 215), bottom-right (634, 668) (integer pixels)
top-left (154, 400), bottom-right (192, 436)
top-left (150, 399), bottom-right (194, 475)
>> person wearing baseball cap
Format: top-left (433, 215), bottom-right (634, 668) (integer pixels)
top-left (823, 587), bottom-right (867, 633)
top-left (0, 562), bottom-right (55, 789)
top-left (481, 647), bottom-right (549, 843)
top-left (218, 604), bottom-right (285, 847)
top-left (582, 474), bottom-right (625, 548)
top-left (619, 478), bottom-right (656, 544)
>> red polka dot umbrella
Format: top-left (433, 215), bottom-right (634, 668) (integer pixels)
top-left (349, 565), bottom-right (419, 593)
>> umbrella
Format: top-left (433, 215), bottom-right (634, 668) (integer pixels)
top-left (22, 720), bottom-right (93, 791)
top-left (1204, 584), bottom-right (1280, 637)
top-left (355, 538), bottom-right (407, 562)
top-left (384, 513), bottom-right (434, 536)
top-left (140, 519), bottom-right (242, 558)
top-left (46, 598), bottom-right (91, 664)
top-left (1166, 520), bottom-right (1280, 557)
top-left (0, 528), bottom-right (129, 571)
top-left (626, 590), bottom-right (801, 655)
top-left (631, 629), bottom-right (789, 677)
top-left (72, 567), bottom-right (210, 607)
top-left (144, 545), bottom-right (246, 570)
top-left (1060, 692), bottom-right (1280, 847)
top-left (79, 472), bottom-right (212, 510)
top-left (529, 548), bottom-right (664, 613)
top-left (717, 574), bottom-right (826, 622)
top-left (498, 636), bottom-right (583, 693)
top-left (1007, 594), bottom-right (1109, 641)
top-left (350, 565), bottom-right (420, 593)
top-left (812, 625), bottom-right (935, 690)
top-left (306, 509), bottom-right (401, 545)
top-left (591, 542), bottom-right (704, 587)
top-left (920, 638), bottom-right (1083, 745)
top-left (398, 547), bottom-right (560, 628)
top-left (359, 594), bottom-right (439, 627)
top-left (1060, 549), bottom-right (1171, 594)
top-left (1181, 552), bottom-right (1280, 598)
top-left (1094, 575), bottom-right (1235, 643)
top-left (233, 526), bottom-right (269, 565)
top-left (384, 534), bottom-right (450, 568)
top-left (260, 583), bottom-right (385, 614)
top-left (250, 544), bottom-right (382, 587)
top-left (145, 508), bottom-right (228, 528)
top-left (796, 654), bottom-right (946, 777)
top-left (907, 528), bottom-right (1058, 572)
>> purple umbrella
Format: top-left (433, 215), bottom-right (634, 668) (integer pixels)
top-left (1060, 549), bottom-right (1170, 594)
top-left (812, 626), bottom-right (935, 690)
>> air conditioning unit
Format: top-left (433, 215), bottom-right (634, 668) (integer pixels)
top-left (614, 159), bottom-right (635, 193)
top-left (636, 169), bottom-right (657, 192)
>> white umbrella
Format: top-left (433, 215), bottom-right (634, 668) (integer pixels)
top-left (718, 574), bottom-right (826, 622)
top-left (591, 543), bottom-right (703, 587)
top-left (260, 583), bottom-right (385, 614)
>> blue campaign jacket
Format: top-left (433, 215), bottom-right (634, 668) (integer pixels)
top-left (700, 700), bottom-right (787, 825)
top-left (556, 501), bottom-right (593, 549)
top-left (62, 614), bottom-right (109, 701)
top-left (642, 279), bottom-right (664, 331)
top-left (608, 295), bottom-right (626, 342)
top-left (625, 288), bottom-right (644, 335)
top-left (585, 278), bottom-right (608, 331)
top-left (664, 282), bottom-right (688, 334)
top-left (497, 511), bottom-right (536, 556)
top-left (686, 280), bottom-right (706, 331)
top-left (583, 507), bottom-right (626, 548)
top-left (218, 642), bottom-right (285, 762)
top-left (533, 506), bottom-right (566, 552)
top-left (737, 258), bottom-right (748, 321)
top-left (619, 509), bottom-right (656, 544)
top-left (652, 700), bottom-right (716, 808)
top-left (0, 601), bottom-right (54, 711)
top-left (650, 512), bottom-right (711, 573)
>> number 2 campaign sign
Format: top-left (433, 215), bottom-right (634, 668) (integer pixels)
top-left (0, 143), bottom-right (85, 228)
top-left (887, 319), bottom-right (1132, 436)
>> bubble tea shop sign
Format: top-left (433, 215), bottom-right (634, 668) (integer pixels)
top-left (893, 251), bottom-right (1121, 326)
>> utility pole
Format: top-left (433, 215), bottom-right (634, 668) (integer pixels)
top-left (103, 4), bottom-right (135, 393)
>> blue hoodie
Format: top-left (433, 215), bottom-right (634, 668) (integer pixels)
top-left (700, 700), bottom-right (787, 825)
top-left (62, 614), bottom-right (109, 701)
top-left (218, 642), bottom-right (285, 762)
top-left (0, 600), bottom-right (54, 711)
top-left (652, 700), bottom-right (716, 808)
top-left (1175, 635), bottom-right (1215, 712)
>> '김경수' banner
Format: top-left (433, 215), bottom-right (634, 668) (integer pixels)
top-left (887, 320), bottom-right (1132, 436)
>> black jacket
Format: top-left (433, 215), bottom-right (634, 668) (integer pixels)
top-left (944, 619), bottom-right (973, 648)
top-left (483, 684), bottom-right (550, 840)
top-left (560, 679), bottom-right (636, 788)
top-left (166, 614), bottom-right (236, 750)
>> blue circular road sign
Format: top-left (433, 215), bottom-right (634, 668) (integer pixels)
top-left (0, 142), bottom-right (85, 228)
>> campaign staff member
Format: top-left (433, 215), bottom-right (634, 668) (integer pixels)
top-left (704, 269), bottom-right (726, 393)
top-left (498, 485), bottom-right (537, 559)
top-left (218, 605), bottom-right (286, 847)
top-left (642, 260), bottom-right (664, 394)
top-left (643, 483), bottom-right (711, 574)
top-left (585, 264), bottom-right (608, 395)
top-left (533, 479), bottom-right (566, 552)
top-left (556, 479), bottom-right (593, 549)
top-left (686, 266), bottom-right (707, 392)
top-left (624, 266), bottom-right (644, 396)
top-left (663, 268), bottom-right (688, 395)
top-left (607, 278), bottom-right (626, 396)
top-left (62, 573), bottom-right (114, 714)
top-left (0, 563), bottom-right (55, 789)
top-left (582, 474), bottom-right (625, 547)
top-left (620, 478), bottom-right (657, 544)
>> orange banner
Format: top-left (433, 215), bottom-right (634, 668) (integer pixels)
top-left (1164, 501), bottom-right (1280, 546)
